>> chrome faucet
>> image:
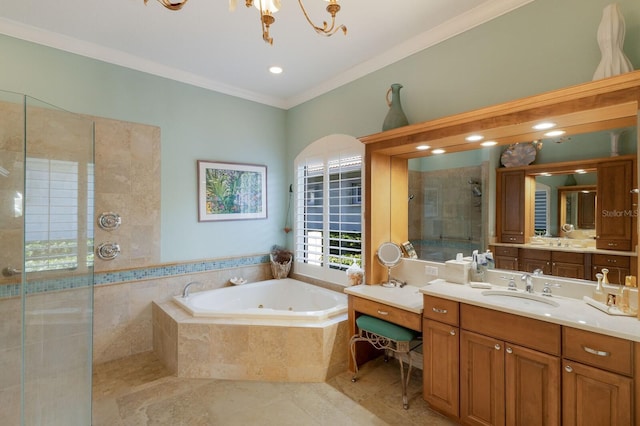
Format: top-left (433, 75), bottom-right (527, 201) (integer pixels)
top-left (182, 281), bottom-right (201, 298)
top-left (521, 273), bottom-right (534, 293)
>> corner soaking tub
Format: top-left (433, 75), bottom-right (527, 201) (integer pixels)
top-left (173, 278), bottom-right (347, 321)
top-left (154, 278), bottom-right (349, 382)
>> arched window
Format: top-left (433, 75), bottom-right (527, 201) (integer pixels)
top-left (294, 134), bottom-right (364, 285)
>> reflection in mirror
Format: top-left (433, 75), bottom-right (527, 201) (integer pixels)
top-left (407, 126), bottom-right (636, 282)
top-left (408, 150), bottom-right (489, 261)
top-left (534, 172), bottom-right (597, 237)
top-left (559, 185), bottom-right (596, 237)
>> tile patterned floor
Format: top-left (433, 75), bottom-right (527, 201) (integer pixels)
top-left (93, 352), bottom-right (458, 425)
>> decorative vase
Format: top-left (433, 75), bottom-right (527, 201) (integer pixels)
top-left (593, 3), bottom-right (634, 80)
top-left (382, 83), bottom-right (409, 131)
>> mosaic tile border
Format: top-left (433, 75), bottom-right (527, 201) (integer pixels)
top-left (0, 254), bottom-right (269, 298)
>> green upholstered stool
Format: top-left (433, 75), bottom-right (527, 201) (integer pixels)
top-left (349, 315), bottom-right (422, 409)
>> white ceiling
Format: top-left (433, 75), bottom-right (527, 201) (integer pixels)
top-left (0, 0), bottom-right (532, 109)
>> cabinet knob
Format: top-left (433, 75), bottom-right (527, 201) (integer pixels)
top-left (432, 307), bottom-right (448, 314)
top-left (494, 344), bottom-right (501, 351)
top-left (450, 330), bottom-right (456, 336)
top-left (506, 347), bottom-right (513, 354)
top-left (564, 365), bottom-right (573, 373)
top-left (377, 310), bottom-right (389, 316)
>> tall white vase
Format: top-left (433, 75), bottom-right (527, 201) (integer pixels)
top-left (593, 3), bottom-right (634, 80)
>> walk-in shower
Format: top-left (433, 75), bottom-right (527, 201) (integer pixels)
top-left (0, 91), bottom-right (94, 424)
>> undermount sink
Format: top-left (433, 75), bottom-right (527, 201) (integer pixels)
top-left (481, 290), bottom-right (560, 308)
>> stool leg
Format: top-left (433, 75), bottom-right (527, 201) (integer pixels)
top-left (349, 336), bottom-right (359, 382)
top-left (399, 352), bottom-right (413, 409)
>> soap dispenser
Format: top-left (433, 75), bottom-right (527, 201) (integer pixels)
top-left (593, 272), bottom-right (606, 303)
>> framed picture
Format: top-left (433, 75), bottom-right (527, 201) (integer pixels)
top-left (197, 160), bottom-right (267, 222)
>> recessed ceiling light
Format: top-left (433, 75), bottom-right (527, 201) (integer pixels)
top-left (416, 145), bottom-right (430, 150)
top-left (269, 66), bottom-right (283, 74)
top-left (533, 122), bottom-right (556, 130)
top-left (465, 134), bottom-right (484, 142)
top-left (540, 172), bottom-right (552, 176)
top-left (481, 140), bottom-right (498, 147)
top-left (432, 149), bottom-right (446, 154)
top-left (544, 130), bottom-right (566, 137)
top-left (575, 169), bottom-right (586, 174)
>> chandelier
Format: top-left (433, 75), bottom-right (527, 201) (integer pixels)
top-left (144, 0), bottom-right (347, 45)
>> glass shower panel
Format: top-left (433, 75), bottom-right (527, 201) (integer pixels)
top-left (0, 92), bottom-right (94, 425)
top-left (0, 90), bottom-right (27, 425)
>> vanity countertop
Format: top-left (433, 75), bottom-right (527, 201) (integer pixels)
top-left (344, 284), bottom-right (423, 314)
top-left (420, 280), bottom-right (640, 342)
top-left (491, 241), bottom-right (637, 256)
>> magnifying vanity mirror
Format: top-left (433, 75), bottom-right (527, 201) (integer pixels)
top-left (376, 242), bottom-right (403, 286)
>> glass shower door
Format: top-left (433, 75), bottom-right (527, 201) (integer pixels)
top-left (0, 91), bottom-right (95, 425)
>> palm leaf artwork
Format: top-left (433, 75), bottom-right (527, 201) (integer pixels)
top-left (205, 167), bottom-right (263, 214)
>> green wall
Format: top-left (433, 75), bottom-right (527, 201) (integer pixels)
top-left (0, 35), bottom-right (287, 262)
top-left (1, 0), bottom-right (639, 263)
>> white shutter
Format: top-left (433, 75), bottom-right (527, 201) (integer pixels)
top-left (24, 158), bottom-right (79, 272)
top-left (294, 147), bottom-right (362, 284)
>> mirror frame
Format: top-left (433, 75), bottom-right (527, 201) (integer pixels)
top-left (360, 71), bottom-right (640, 284)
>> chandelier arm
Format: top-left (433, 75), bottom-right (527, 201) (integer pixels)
top-left (297, 0), bottom-right (347, 36)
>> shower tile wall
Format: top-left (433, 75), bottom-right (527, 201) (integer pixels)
top-left (409, 166), bottom-right (484, 261)
top-left (92, 116), bottom-right (161, 272)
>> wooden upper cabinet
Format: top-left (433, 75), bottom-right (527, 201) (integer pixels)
top-left (596, 159), bottom-right (635, 251)
top-left (497, 170), bottom-right (533, 244)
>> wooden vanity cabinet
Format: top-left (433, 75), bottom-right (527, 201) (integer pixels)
top-left (519, 248), bottom-right (551, 275)
top-left (562, 327), bottom-right (634, 425)
top-left (423, 296), bottom-right (460, 418)
top-left (459, 304), bottom-right (561, 426)
top-left (551, 251), bottom-right (588, 279)
top-left (492, 245), bottom-right (518, 271)
top-left (591, 253), bottom-right (631, 285)
top-left (596, 159), bottom-right (635, 252)
top-left (497, 170), bottom-right (533, 244)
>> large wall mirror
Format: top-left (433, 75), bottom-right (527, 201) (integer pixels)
top-left (361, 75), bottom-right (640, 284)
top-left (408, 127), bottom-right (636, 264)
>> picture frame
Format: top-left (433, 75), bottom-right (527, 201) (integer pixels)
top-left (197, 160), bottom-right (267, 222)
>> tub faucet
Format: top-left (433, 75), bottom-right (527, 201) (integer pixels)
top-left (182, 281), bottom-right (201, 298)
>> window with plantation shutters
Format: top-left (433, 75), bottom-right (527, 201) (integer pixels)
top-left (294, 135), bottom-right (363, 285)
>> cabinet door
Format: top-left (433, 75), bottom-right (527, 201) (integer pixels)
top-left (505, 343), bottom-right (560, 426)
top-left (495, 255), bottom-right (518, 271)
top-left (552, 261), bottom-right (584, 279)
top-left (499, 170), bottom-right (526, 244)
top-left (596, 159), bottom-right (633, 251)
top-left (591, 265), bottom-right (630, 285)
top-left (520, 259), bottom-right (551, 274)
top-left (460, 330), bottom-right (505, 426)
top-left (562, 360), bottom-right (632, 425)
top-left (423, 319), bottom-right (459, 418)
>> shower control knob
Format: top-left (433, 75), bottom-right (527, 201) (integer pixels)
top-left (98, 212), bottom-right (121, 230)
top-left (97, 242), bottom-right (121, 260)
